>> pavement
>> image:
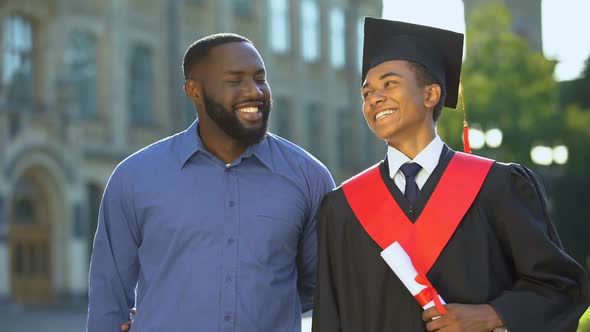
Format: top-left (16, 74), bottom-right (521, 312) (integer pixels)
top-left (0, 302), bottom-right (313, 332)
top-left (0, 302), bottom-right (87, 332)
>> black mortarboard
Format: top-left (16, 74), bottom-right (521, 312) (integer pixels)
top-left (361, 17), bottom-right (464, 109)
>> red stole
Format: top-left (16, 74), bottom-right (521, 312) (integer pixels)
top-left (342, 152), bottom-right (494, 274)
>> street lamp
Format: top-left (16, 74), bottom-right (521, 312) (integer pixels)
top-left (468, 126), bottom-right (485, 150)
top-left (485, 128), bottom-right (503, 148)
top-left (530, 145), bottom-right (553, 166)
top-left (468, 125), bottom-right (502, 150)
top-left (552, 145), bottom-right (568, 165)
top-left (530, 144), bottom-right (568, 166)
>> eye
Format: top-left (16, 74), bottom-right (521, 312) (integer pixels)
top-left (362, 90), bottom-right (373, 99)
top-left (385, 80), bottom-right (398, 87)
top-left (255, 77), bottom-right (267, 84)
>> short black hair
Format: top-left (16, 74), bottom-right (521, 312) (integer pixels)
top-left (182, 33), bottom-right (253, 80)
top-left (407, 61), bottom-right (447, 122)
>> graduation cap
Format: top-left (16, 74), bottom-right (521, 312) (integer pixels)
top-left (361, 17), bottom-right (472, 152)
top-left (361, 17), bottom-right (464, 109)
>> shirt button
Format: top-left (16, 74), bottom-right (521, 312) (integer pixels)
top-left (227, 238), bottom-right (235, 245)
top-left (228, 201), bottom-right (235, 207)
top-left (224, 315), bottom-right (231, 322)
top-left (226, 274), bottom-right (232, 282)
top-left (225, 168), bottom-right (232, 173)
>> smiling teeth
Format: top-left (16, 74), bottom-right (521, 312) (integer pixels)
top-left (376, 109), bottom-right (395, 120)
top-left (237, 107), bottom-right (259, 113)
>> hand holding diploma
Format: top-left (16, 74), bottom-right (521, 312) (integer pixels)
top-left (381, 242), bottom-right (508, 331)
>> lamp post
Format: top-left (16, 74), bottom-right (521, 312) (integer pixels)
top-left (530, 144), bottom-right (568, 166)
top-left (485, 128), bottom-right (503, 148)
top-left (529, 144), bottom-right (568, 221)
top-left (468, 124), bottom-right (503, 151)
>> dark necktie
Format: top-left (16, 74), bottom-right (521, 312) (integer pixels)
top-left (400, 162), bottom-right (422, 202)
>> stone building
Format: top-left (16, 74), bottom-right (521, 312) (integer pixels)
top-left (0, 0), bottom-right (382, 303)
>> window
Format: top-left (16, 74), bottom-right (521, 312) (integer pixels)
top-left (329, 7), bottom-right (345, 68)
top-left (269, 0), bottom-right (290, 53)
top-left (2, 15), bottom-right (34, 104)
top-left (272, 96), bottom-right (292, 140)
top-left (363, 125), bottom-right (379, 165)
top-left (13, 179), bottom-right (36, 225)
top-left (184, 98), bottom-right (196, 127)
top-left (129, 44), bottom-right (154, 124)
top-left (337, 108), bottom-right (357, 169)
top-left (0, 195), bottom-right (5, 236)
top-left (65, 31), bottom-right (98, 118)
top-left (234, 0), bottom-right (253, 17)
top-left (300, 0), bottom-right (320, 62)
top-left (357, 16), bottom-right (364, 73)
top-left (86, 183), bottom-right (103, 263)
top-left (306, 103), bottom-right (323, 159)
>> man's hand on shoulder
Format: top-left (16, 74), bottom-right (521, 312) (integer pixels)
top-left (422, 303), bottom-right (504, 332)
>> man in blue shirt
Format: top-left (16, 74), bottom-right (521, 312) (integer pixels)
top-left (87, 33), bottom-right (335, 332)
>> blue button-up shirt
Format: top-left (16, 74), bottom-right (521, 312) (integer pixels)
top-left (87, 120), bottom-right (334, 332)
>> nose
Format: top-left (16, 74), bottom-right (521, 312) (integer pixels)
top-left (366, 90), bottom-right (386, 109)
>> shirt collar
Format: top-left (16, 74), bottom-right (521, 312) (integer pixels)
top-left (387, 135), bottom-right (444, 178)
top-left (177, 119), bottom-right (205, 168)
top-left (177, 119), bottom-right (275, 172)
top-left (238, 134), bottom-right (275, 172)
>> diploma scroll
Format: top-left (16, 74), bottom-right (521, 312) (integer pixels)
top-left (380, 241), bottom-right (446, 313)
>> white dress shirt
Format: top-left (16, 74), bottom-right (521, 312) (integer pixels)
top-left (386, 136), bottom-right (444, 194)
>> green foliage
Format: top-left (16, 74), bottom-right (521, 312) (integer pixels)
top-left (561, 105), bottom-right (590, 176)
top-left (437, 3), bottom-right (558, 165)
top-left (579, 307), bottom-right (590, 332)
top-left (551, 105), bottom-right (590, 266)
top-left (436, 4), bottom-right (590, 270)
top-left (560, 54), bottom-right (590, 109)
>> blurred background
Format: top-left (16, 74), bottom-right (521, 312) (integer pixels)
top-left (0, 0), bottom-right (588, 331)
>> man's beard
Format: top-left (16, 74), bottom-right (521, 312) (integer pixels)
top-left (202, 93), bottom-right (271, 146)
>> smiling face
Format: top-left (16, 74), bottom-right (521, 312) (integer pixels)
top-left (361, 60), bottom-right (439, 147)
top-left (187, 41), bottom-right (272, 146)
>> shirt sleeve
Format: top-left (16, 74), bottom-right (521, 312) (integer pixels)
top-left (488, 164), bottom-right (590, 332)
top-left (311, 193), bottom-right (342, 332)
top-left (87, 166), bottom-right (141, 332)
top-left (297, 162), bottom-right (335, 313)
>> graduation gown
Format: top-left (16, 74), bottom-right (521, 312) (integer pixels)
top-left (312, 145), bottom-right (590, 332)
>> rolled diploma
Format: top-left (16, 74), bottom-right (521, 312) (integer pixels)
top-left (380, 241), bottom-right (445, 310)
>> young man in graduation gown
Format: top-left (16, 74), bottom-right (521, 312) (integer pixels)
top-left (312, 17), bottom-right (590, 332)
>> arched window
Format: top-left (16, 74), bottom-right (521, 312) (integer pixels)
top-left (12, 178), bottom-right (36, 225)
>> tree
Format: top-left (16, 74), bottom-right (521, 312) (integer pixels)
top-left (435, 4), bottom-right (590, 274)
top-left (578, 307), bottom-right (590, 332)
top-left (437, 4), bottom-right (559, 165)
top-left (559, 53), bottom-right (590, 111)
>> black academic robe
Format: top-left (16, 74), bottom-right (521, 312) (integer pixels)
top-left (312, 145), bottom-right (590, 332)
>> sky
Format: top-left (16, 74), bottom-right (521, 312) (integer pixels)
top-left (382, 0), bottom-right (590, 81)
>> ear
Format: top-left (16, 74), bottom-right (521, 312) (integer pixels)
top-left (184, 78), bottom-right (203, 101)
top-left (424, 84), bottom-right (441, 110)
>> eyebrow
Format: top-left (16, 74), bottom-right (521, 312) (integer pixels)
top-left (362, 71), bottom-right (403, 89)
top-left (223, 69), bottom-right (266, 76)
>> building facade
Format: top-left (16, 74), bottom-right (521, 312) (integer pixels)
top-left (0, 0), bottom-right (382, 303)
